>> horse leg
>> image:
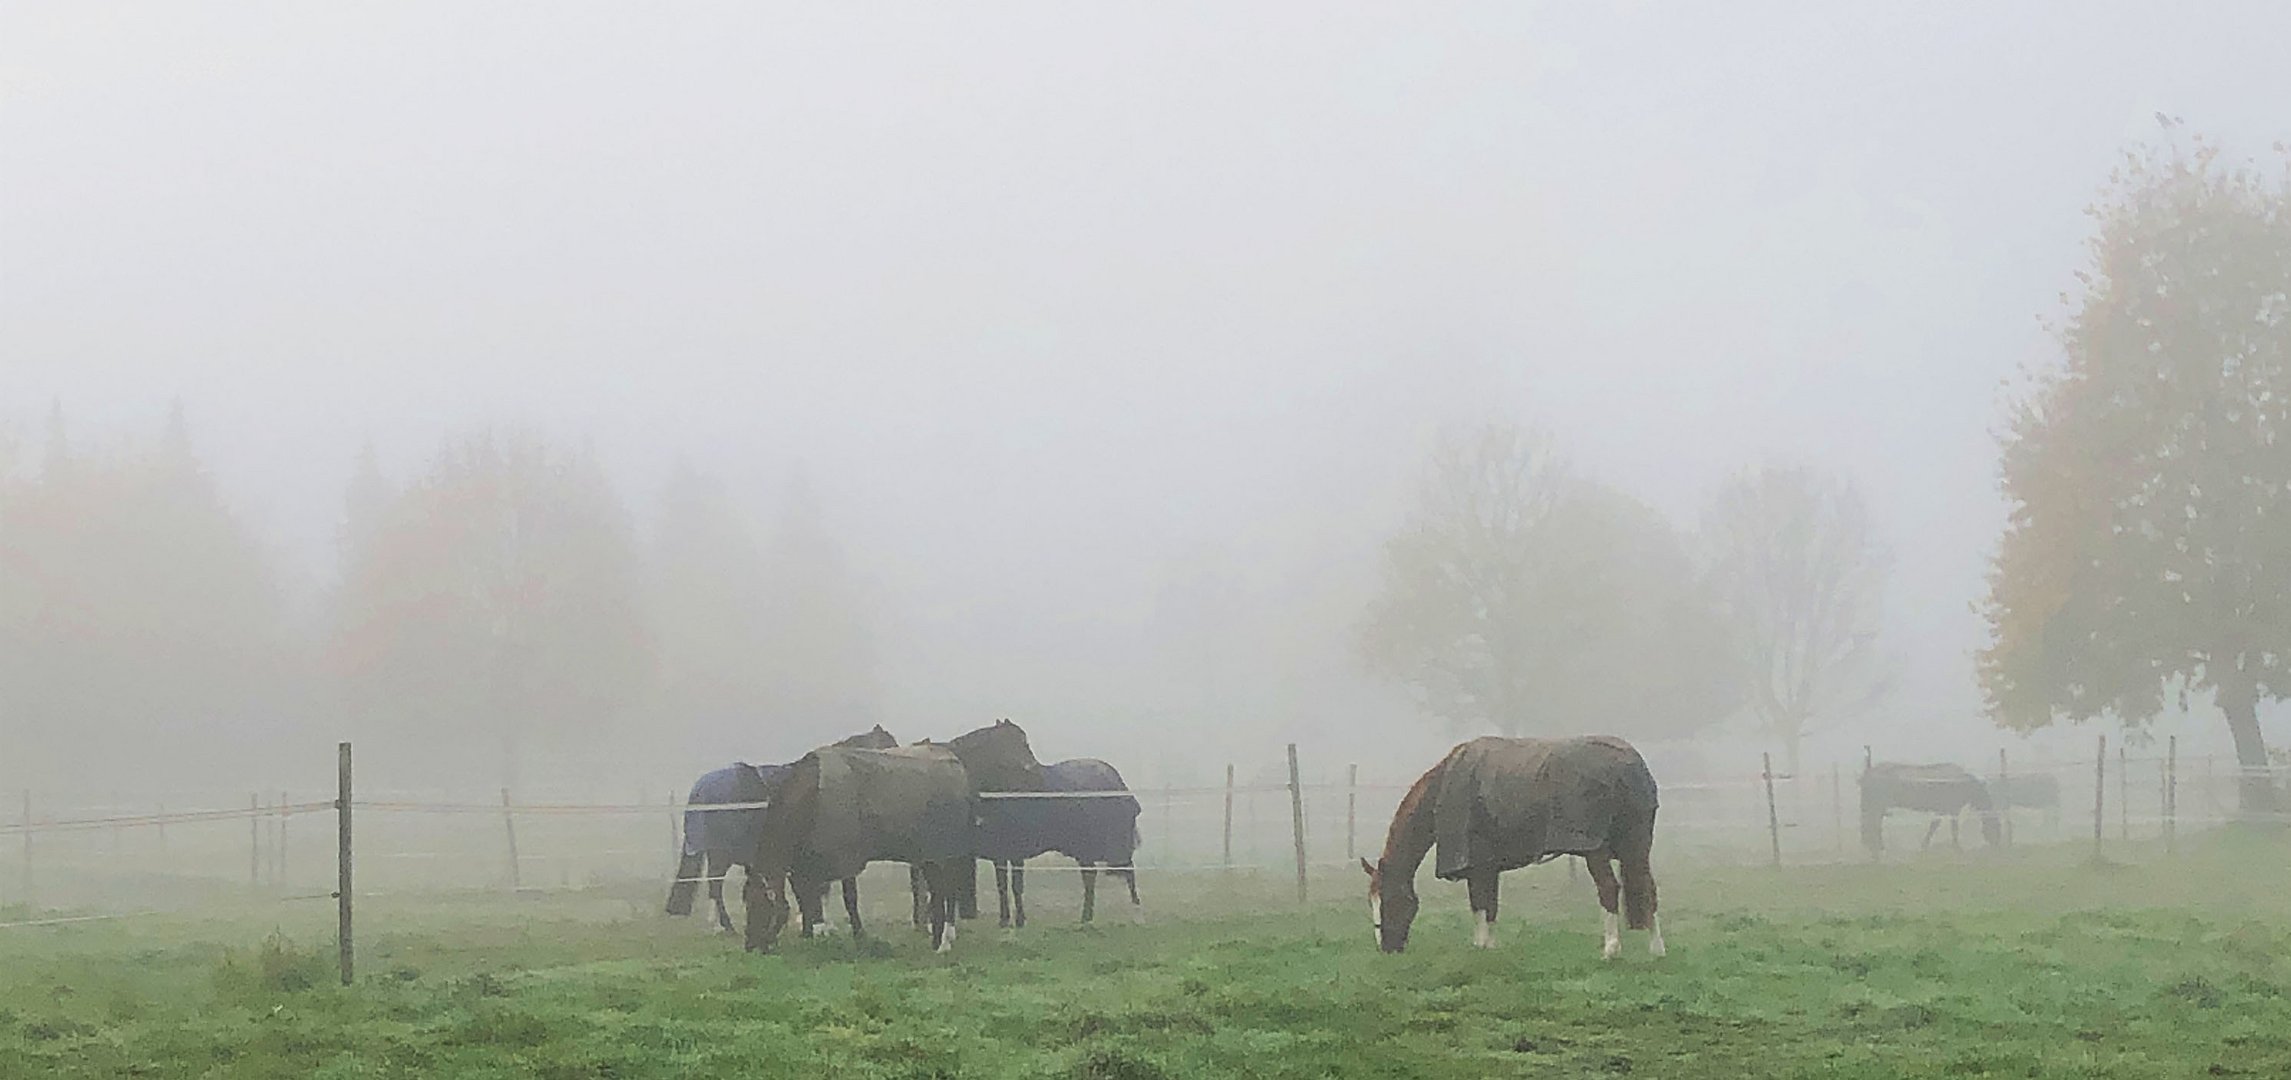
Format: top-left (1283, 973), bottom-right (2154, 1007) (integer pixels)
top-left (1617, 841), bottom-right (1662, 957)
top-left (958, 856), bottom-right (980, 920)
top-left (1921, 817), bottom-right (1942, 852)
top-left (842, 877), bottom-right (865, 940)
top-left (1584, 850), bottom-right (1623, 960)
top-left (995, 861), bottom-right (1013, 928)
top-left (1120, 864), bottom-right (1142, 923)
top-left (795, 873), bottom-right (825, 939)
top-left (1080, 863), bottom-right (1098, 924)
top-left (910, 864), bottom-right (929, 931)
top-left (927, 862), bottom-right (958, 954)
top-left (1950, 813), bottom-right (1962, 851)
top-left (1466, 870), bottom-right (1499, 949)
top-left (708, 852), bottom-right (735, 934)
top-left (1011, 862), bottom-right (1027, 929)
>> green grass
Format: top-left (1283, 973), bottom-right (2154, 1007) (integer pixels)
top-left (5, 833), bottom-right (2291, 1078)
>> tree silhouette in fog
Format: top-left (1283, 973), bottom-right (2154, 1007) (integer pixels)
top-left (330, 432), bottom-right (651, 788)
top-left (0, 402), bottom-right (288, 787)
top-left (1701, 465), bottom-right (1892, 774)
top-left (1983, 136), bottom-right (2291, 816)
top-left (644, 463), bottom-right (774, 755)
top-left (1357, 422), bottom-right (1736, 740)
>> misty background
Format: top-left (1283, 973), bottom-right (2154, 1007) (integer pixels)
top-left (7, 3), bottom-right (2290, 795)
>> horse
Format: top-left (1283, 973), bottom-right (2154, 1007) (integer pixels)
top-left (743, 742), bottom-right (975, 954)
top-left (974, 757), bottom-right (1143, 928)
top-left (1361, 735), bottom-right (1662, 960)
top-left (665, 725), bottom-right (897, 934)
top-left (1859, 762), bottom-right (2001, 858)
top-left (919, 719), bottom-right (1048, 925)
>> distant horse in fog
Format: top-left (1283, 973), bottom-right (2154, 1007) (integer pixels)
top-left (665, 725), bottom-right (897, 933)
top-left (1860, 762), bottom-right (2000, 858)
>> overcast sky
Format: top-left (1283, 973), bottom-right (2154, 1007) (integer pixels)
top-left (7, 3), bottom-right (2289, 775)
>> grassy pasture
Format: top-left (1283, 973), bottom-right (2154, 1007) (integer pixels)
top-left (3, 831), bottom-right (2290, 1078)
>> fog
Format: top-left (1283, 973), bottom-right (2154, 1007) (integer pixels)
top-left (7, 3), bottom-right (2291, 793)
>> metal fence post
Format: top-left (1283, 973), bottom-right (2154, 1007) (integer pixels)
top-left (338, 741), bottom-right (354, 986)
top-left (1287, 744), bottom-right (1307, 904)
top-left (18, 791), bottom-right (31, 912)
top-left (250, 793), bottom-right (261, 889)
top-left (1831, 763), bottom-right (1843, 858)
top-left (2119, 745), bottom-right (2128, 840)
top-left (2092, 734), bottom-right (2107, 861)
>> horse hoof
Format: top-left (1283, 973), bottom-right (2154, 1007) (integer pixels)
top-left (1649, 938), bottom-right (1667, 959)
top-left (1601, 941), bottom-right (1621, 961)
top-left (815, 923), bottom-right (839, 938)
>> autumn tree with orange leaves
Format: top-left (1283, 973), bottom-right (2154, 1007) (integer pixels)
top-left (331, 433), bottom-right (651, 789)
top-left (1982, 137), bottom-right (2291, 815)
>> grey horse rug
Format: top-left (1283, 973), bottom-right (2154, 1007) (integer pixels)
top-left (1432, 735), bottom-right (1659, 881)
top-left (803, 744), bottom-right (975, 882)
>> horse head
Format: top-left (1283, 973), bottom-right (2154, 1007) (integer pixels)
top-left (946, 719), bottom-right (1045, 790)
top-left (1360, 857), bottom-right (1418, 953)
top-left (742, 869), bottom-right (791, 953)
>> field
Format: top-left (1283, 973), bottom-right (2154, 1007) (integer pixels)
top-left (5, 831), bottom-right (2291, 1079)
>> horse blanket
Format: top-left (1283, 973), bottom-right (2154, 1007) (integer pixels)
top-left (1432, 735), bottom-right (1658, 881)
top-left (804, 744), bottom-right (974, 882)
top-left (682, 763), bottom-right (787, 858)
top-left (974, 758), bottom-right (1141, 864)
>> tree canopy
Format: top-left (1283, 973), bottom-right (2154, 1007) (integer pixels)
top-left (330, 432), bottom-right (652, 787)
top-left (1981, 138), bottom-right (2291, 813)
top-left (1358, 422), bottom-right (1736, 740)
top-left (1701, 465), bottom-right (1891, 772)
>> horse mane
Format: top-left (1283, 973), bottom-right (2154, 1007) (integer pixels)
top-left (1378, 747), bottom-right (1455, 887)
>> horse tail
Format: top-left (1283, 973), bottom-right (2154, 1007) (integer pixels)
top-left (1617, 812), bottom-right (1658, 931)
top-left (665, 850), bottom-right (705, 916)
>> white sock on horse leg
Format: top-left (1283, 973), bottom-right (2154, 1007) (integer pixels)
top-left (1602, 910), bottom-right (1621, 960)
top-left (1472, 912), bottom-right (1494, 949)
top-left (1648, 913), bottom-right (1666, 958)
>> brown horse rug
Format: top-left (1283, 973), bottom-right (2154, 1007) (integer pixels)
top-left (804, 744), bottom-right (975, 882)
top-left (1432, 735), bottom-right (1660, 881)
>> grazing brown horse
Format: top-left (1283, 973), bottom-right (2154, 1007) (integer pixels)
top-left (1362, 735), bottom-right (1662, 960)
top-left (744, 742), bottom-right (975, 954)
top-left (665, 725), bottom-right (898, 935)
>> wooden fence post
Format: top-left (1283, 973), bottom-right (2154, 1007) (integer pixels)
top-left (1762, 753), bottom-right (1782, 867)
top-left (1221, 764), bottom-right (1234, 873)
top-left (18, 791), bottom-right (31, 912)
top-left (1287, 744), bottom-right (1307, 904)
top-left (1831, 763), bottom-right (1843, 858)
top-left (2119, 745), bottom-right (2128, 840)
top-left (2092, 734), bottom-right (2107, 861)
top-left (1996, 749), bottom-right (2012, 848)
top-left (500, 788), bottom-right (521, 891)
top-left (337, 741), bottom-right (354, 987)
top-left (278, 791), bottom-right (289, 886)
top-left (2166, 735), bottom-right (2178, 855)
top-left (250, 793), bottom-right (261, 889)
top-left (1345, 764), bottom-right (1358, 862)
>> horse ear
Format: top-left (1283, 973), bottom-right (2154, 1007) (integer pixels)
top-left (1359, 857), bottom-right (1376, 877)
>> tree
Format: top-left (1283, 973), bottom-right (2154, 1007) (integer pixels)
top-left (1701, 466), bottom-right (1892, 773)
top-left (1981, 137), bottom-right (2291, 815)
top-left (1358, 422), bottom-right (1737, 739)
top-left (0, 404), bottom-right (288, 786)
top-left (646, 463), bottom-right (773, 753)
top-left (331, 432), bottom-right (652, 788)
top-left (750, 468), bottom-right (877, 743)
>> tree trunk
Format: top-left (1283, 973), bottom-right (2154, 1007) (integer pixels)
top-left (1783, 727), bottom-right (1804, 780)
top-left (2217, 674), bottom-right (2278, 819)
